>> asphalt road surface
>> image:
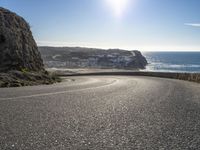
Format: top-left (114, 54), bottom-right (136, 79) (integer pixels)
top-left (0, 76), bottom-right (200, 150)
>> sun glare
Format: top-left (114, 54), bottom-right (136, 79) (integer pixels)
top-left (106, 0), bottom-right (129, 17)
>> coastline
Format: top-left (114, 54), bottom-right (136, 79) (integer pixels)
top-left (143, 51), bottom-right (200, 73)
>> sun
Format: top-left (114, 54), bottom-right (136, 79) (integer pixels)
top-left (105, 0), bottom-right (129, 17)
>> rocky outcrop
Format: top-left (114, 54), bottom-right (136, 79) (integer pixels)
top-left (0, 7), bottom-right (60, 87)
top-left (0, 7), bottom-right (44, 72)
top-left (39, 47), bottom-right (148, 69)
top-left (131, 51), bottom-right (148, 69)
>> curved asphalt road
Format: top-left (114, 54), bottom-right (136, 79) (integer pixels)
top-left (0, 76), bottom-right (200, 149)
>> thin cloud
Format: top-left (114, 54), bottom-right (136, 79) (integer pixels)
top-left (184, 23), bottom-right (200, 27)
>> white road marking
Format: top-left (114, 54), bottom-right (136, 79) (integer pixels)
top-left (0, 80), bottom-right (117, 101)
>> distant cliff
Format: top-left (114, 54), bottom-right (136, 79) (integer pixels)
top-left (39, 47), bottom-right (148, 70)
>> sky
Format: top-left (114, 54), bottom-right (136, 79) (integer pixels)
top-left (1, 0), bottom-right (200, 51)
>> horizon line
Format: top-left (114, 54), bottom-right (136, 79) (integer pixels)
top-left (36, 41), bottom-right (200, 52)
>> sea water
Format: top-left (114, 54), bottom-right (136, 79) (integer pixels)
top-left (142, 52), bottom-right (200, 73)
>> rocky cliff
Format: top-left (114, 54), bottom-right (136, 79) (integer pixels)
top-left (0, 8), bottom-right (60, 87)
top-left (0, 7), bottom-right (44, 72)
top-left (39, 47), bottom-right (148, 70)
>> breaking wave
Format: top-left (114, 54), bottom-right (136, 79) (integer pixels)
top-left (143, 52), bottom-right (200, 73)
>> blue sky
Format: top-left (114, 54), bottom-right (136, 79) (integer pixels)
top-left (1, 0), bottom-right (200, 51)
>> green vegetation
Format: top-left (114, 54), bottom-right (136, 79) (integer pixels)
top-left (21, 68), bottom-right (29, 74)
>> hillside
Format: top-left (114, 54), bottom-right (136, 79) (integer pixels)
top-left (39, 47), bottom-right (148, 70)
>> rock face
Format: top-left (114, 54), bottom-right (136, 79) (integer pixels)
top-left (0, 7), bottom-right (44, 72)
top-left (0, 8), bottom-right (60, 87)
top-left (39, 47), bottom-right (148, 69)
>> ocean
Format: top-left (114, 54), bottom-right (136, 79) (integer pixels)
top-left (142, 52), bottom-right (200, 73)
